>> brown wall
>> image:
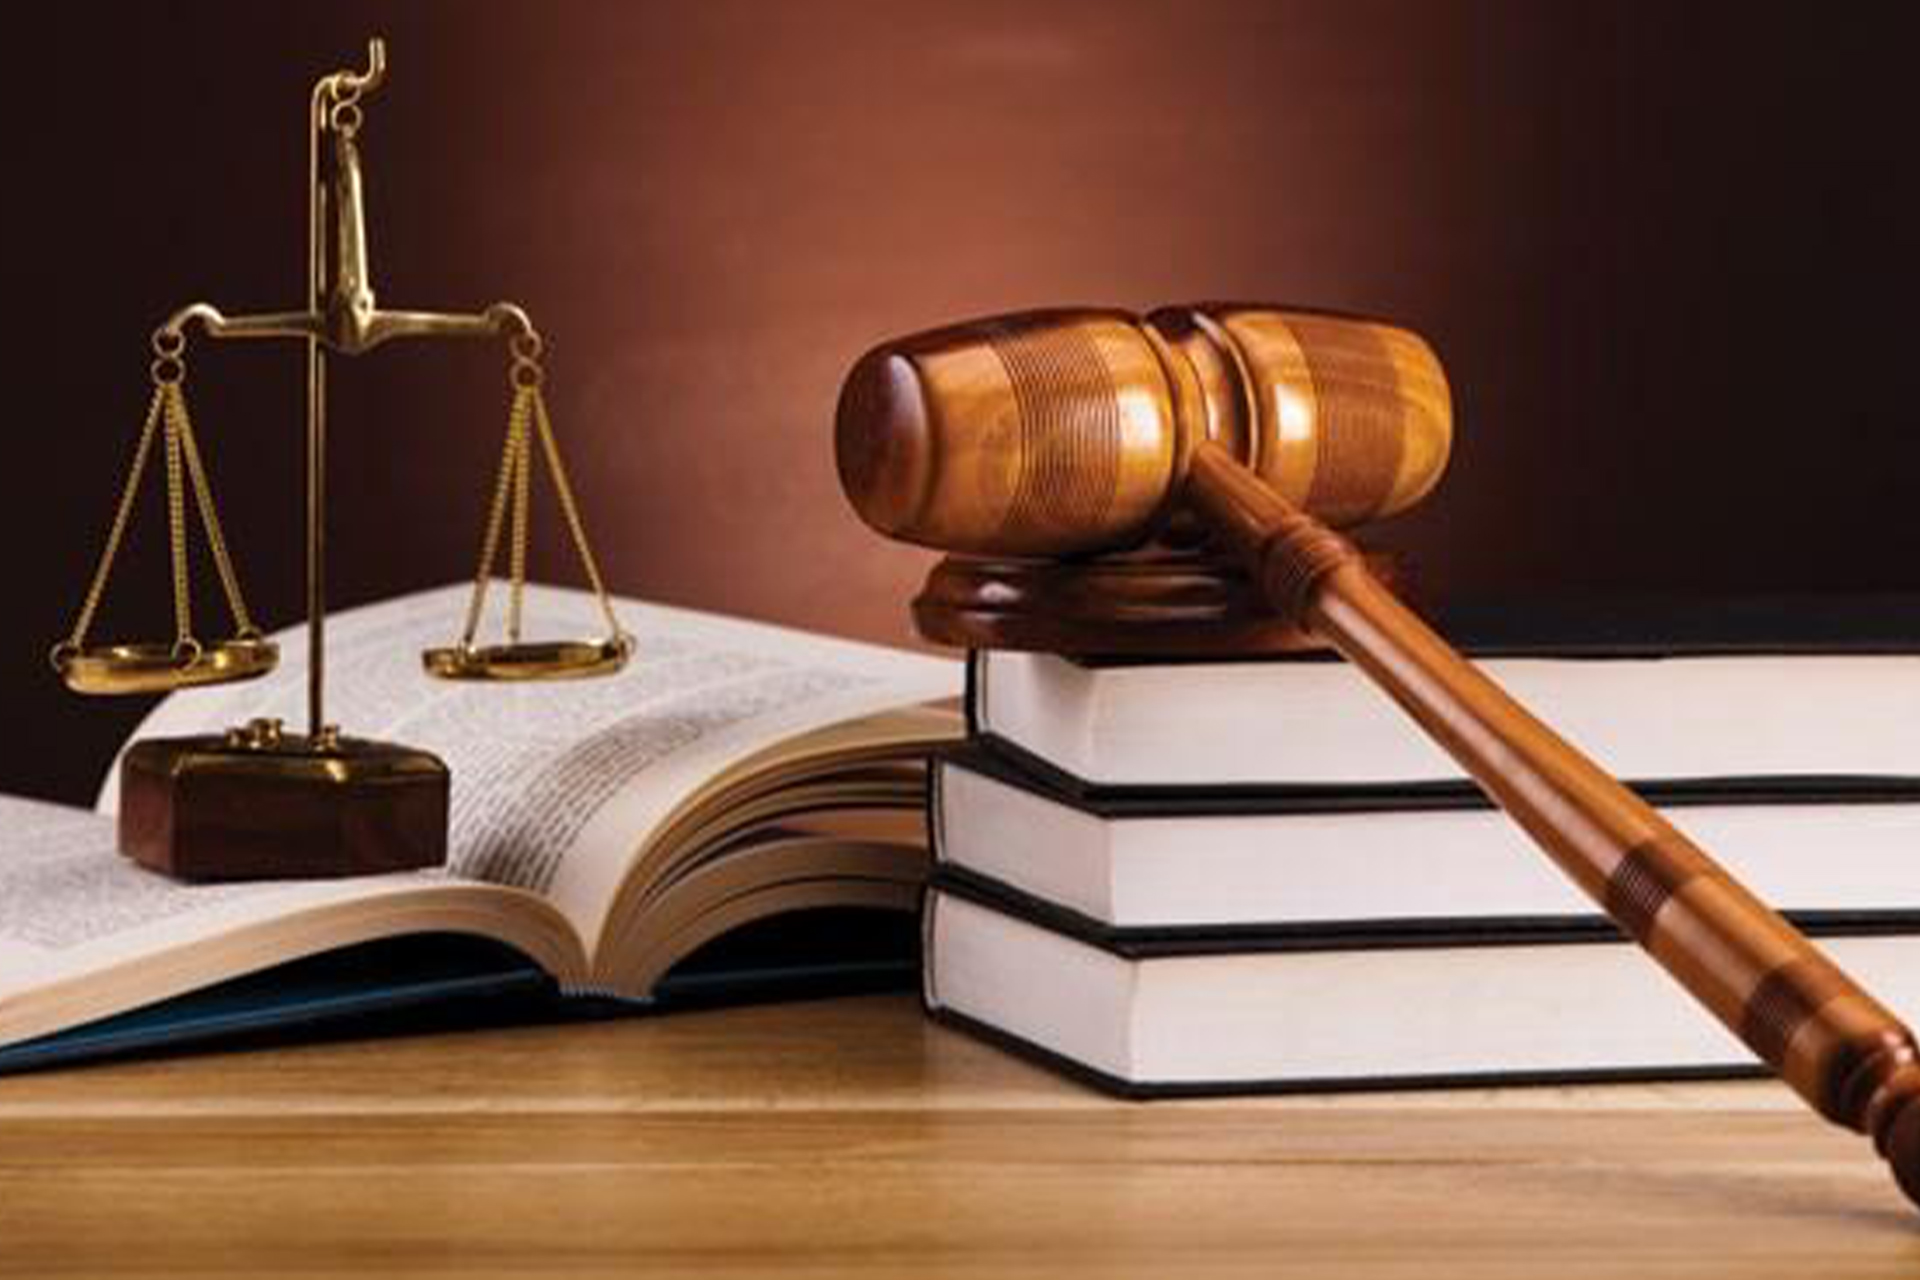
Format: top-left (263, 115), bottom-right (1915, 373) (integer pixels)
top-left (3, 1), bottom-right (1914, 802)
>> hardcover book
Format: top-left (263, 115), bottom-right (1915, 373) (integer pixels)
top-left (923, 877), bottom-right (1920, 1095)
top-left (968, 595), bottom-right (1920, 789)
top-left (933, 746), bottom-right (1920, 932)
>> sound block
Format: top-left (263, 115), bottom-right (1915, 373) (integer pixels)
top-left (913, 543), bottom-right (1409, 658)
top-left (118, 720), bottom-right (450, 881)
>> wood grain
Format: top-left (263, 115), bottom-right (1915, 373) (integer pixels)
top-left (910, 543), bottom-right (1408, 657)
top-left (1184, 439), bottom-right (1920, 1212)
top-left (1, 995), bottom-right (1916, 1277)
top-left (834, 306), bottom-right (1450, 557)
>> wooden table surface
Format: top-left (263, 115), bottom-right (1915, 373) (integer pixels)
top-left (1, 993), bottom-right (1916, 1277)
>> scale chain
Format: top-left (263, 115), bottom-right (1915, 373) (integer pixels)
top-left (162, 384), bottom-right (194, 653)
top-left (54, 335), bottom-right (266, 680)
top-left (530, 388), bottom-right (625, 643)
top-left (458, 335), bottom-right (625, 652)
top-left (459, 384), bottom-right (533, 648)
top-left (58, 385), bottom-right (167, 659)
top-left (170, 383), bottom-right (261, 639)
top-left (510, 386), bottom-right (532, 645)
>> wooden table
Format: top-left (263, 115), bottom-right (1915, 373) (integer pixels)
top-left (1, 993), bottom-right (1915, 1276)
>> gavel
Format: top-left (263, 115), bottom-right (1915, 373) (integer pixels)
top-left (837, 304), bottom-right (1920, 1209)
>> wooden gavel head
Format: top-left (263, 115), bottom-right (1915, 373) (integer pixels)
top-left (835, 305), bottom-right (1453, 556)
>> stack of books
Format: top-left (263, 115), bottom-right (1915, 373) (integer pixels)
top-left (923, 597), bottom-right (1920, 1094)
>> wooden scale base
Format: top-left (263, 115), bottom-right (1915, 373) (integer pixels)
top-left (118, 722), bottom-right (449, 881)
top-left (912, 541), bottom-right (1408, 657)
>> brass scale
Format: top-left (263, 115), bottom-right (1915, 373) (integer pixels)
top-left (47, 39), bottom-right (631, 879)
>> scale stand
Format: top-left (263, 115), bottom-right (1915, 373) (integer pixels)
top-left (50, 39), bottom-right (631, 881)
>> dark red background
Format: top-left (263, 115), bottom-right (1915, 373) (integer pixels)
top-left (3, 1), bottom-right (1913, 803)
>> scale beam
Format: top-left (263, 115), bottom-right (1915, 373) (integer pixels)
top-left (160, 301), bottom-right (537, 354)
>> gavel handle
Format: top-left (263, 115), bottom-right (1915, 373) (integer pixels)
top-left (1186, 440), bottom-right (1920, 1207)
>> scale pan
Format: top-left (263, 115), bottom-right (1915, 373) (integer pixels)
top-left (56, 638), bottom-right (280, 696)
top-left (421, 635), bottom-right (632, 682)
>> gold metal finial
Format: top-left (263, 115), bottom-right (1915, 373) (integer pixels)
top-left (342, 38), bottom-right (387, 97)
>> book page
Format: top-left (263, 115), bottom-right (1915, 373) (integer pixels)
top-left (107, 583), bottom-right (960, 949)
top-left (0, 794), bottom-right (446, 1000)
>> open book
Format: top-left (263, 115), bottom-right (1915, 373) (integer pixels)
top-left (0, 584), bottom-right (961, 1069)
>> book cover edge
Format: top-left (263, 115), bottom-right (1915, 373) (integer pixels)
top-left (923, 1004), bottom-right (1776, 1098)
top-left (926, 872), bottom-right (1920, 958)
top-left (946, 738), bottom-right (1920, 817)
